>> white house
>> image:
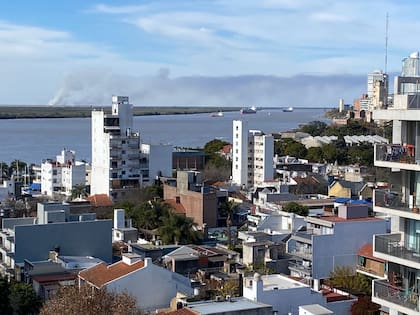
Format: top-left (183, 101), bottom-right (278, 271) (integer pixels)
top-left (78, 253), bottom-right (193, 311)
top-left (243, 273), bottom-right (355, 315)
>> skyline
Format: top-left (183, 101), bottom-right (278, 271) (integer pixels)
top-left (0, 1), bottom-right (418, 107)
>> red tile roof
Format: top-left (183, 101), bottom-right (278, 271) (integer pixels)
top-left (319, 216), bottom-right (382, 223)
top-left (157, 308), bottom-right (198, 315)
top-left (79, 260), bottom-right (145, 288)
top-left (357, 243), bottom-right (385, 262)
top-left (86, 194), bottom-right (114, 207)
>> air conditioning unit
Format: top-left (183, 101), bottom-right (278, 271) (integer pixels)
top-left (225, 295), bottom-right (231, 302)
top-left (215, 295), bottom-right (223, 302)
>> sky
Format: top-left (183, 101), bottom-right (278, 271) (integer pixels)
top-left (0, 0), bottom-right (419, 107)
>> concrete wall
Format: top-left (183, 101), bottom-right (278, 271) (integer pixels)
top-left (14, 220), bottom-right (112, 264)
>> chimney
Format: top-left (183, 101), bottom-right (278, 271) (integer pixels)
top-left (122, 253), bottom-right (142, 265)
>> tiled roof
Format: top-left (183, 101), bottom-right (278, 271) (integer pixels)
top-left (357, 243), bottom-right (385, 262)
top-left (79, 260), bottom-right (144, 288)
top-left (86, 194), bottom-right (114, 207)
top-left (320, 216), bottom-right (382, 223)
top-left (157, 308), bottom-right (198, 315)
top-left (164, 199), bottom-right (186, 215)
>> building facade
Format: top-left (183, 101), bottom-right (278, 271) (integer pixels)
top-left (91, 96), bottom-right (172, 201)
top-left (41, 149), bottom-right (86, 197)
top-left (371, 53), bottom-right (420, 315)
top-left (232, 120), bottom-right (274, 189)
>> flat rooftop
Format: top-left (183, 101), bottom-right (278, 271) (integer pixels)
top-left (245, 274), bottom-right (308, 290)
top-left (187, 297), bottom-right (271, 314)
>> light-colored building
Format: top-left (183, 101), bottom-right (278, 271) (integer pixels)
top-left (243, 273), bottom-right (355, 315)
top-left (91, 96), bottom-right (172, 201)
top-left (371, 53), bottom-right (420, 315)
top-left (79, 254), bottom-right (193, 312)
top-left (0, 201), bottom-right (112, 278)
top-left (41, 149), bottom-right (86, 197)
top-left (232, 120), bottom-right (274, 189)
top-left (287, 204), bottom-right (387, 290)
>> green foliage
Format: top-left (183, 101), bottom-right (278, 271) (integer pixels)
top-left (70, 184), bottom-right (89, 200)
top-left (347, 145), bottom-right (374, 167)
top-left (328, 266), bottom-right (372, 296)
top-left (282, 202), bottom-right (309, 216)
top-left (299, 121), bottom-right (328, 137)
top-left (279, 139), bottom-right (307, 158)
top-left (219, 200), bottom-right (240, 247)
top-left (158, 212), bottom-right (201, 245)
top-left (204, 139), bottom-right (229, 155)
top-left (305, 147), bottom-right (323, 163)
top-left (9, 282), bottom-right (41, 315)
top-left (322, 144), bottom-right (339, 163)
top-left (0, 278), bottom-right (11, 315)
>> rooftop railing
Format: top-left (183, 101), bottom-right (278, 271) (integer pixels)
top-left (375, 144), bottom-right (416, 164)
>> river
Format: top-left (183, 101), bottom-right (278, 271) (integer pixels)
top-left (0, 108), bottom-right (329, 164)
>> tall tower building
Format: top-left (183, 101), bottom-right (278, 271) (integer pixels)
top-left (371, 56), bottom-right (420, 314)
top-left (402, 51), bottom-right (420, 77)
top-left (232, 120), bottom-right (274, 188)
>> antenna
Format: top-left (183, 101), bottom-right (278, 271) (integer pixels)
top-left (384, 12), bottom-right (389, 74)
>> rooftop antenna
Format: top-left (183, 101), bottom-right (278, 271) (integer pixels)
top-left (384, 12), bottom-right (389, 74)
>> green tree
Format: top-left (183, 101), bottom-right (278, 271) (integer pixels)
top-left (321, 144), bottom-right (339, 163)
top-left (204, 139), bottom-right (229, 155)
top-left (328, 266), bottom-right (372, 295)
top-left (299, 121), bottom-right (328, 136)
top-left (219, 200), bottom-right (240, 249)
top-left (40, 285), bottom-right (143, 315)
top-left (306, 147), bottom-right (323, 163)
top-left (280, 139), bottom-right (307, 158)
top-left (282, 202), bottom-right (309, 216)
top-left (0, 277), bottom-right (11, 315)
top-left (70, 184), bottom-right (89, 200)
top-left (158, 212), bottom-right (201, 245)
top-left (9, 282), bottom-right (41, 315)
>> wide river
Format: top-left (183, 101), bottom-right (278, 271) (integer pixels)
top-left (0, 108), bottom-right (329, 164)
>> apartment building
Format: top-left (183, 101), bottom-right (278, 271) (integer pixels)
top-left (371, 53), bottom-right (420, 315)
top-left (232, 120), bottom-right (274, 189)
top-left (287, 204), bottom-right (387, 291)
top-left (41, 149), bottom-right (86, 197)
top-left (91, 96), bottom-right (172, 201)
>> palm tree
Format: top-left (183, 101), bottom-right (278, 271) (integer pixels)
top-left (158, 212), bottom-right (200, 245)
top-left (219, 200), bottom-right (239, 249)
top-left (70, 184), bottom-right (88, 200)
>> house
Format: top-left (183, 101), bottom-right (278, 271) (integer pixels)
top-left (79, 253), bottom-right (193, 311)
top-left (243, 273), bottom-right (355, 314)
top-left (328, 180), bottom-right (365, 199)
top-left (158, 297), bottom-right (273, 315)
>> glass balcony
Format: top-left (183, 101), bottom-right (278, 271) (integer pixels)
top-left (374, 189), bottom-right (418, 213)
top-left (288, 260), bottom-right (312, 275)
top-left (373, 279), bottom-right (419, 312)
top-left (374, 234), bottom-right (420, 265)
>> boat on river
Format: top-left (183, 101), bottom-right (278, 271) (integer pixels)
top-left (210, 111), bottom-right (224, 117)
top-left (283, 107), bottom-right (294, 112)
top-left (240, 106), bottom-right (257, 114)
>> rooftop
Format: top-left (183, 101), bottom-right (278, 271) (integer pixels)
top-left (357, 243), bottom-right (385, 262)
top-left (79, 259), bottom-right (145, 288)
top-left (85, 194), bottom-right (114, 207)
top-left (246, 274), bottom-right (307, 290)
top-left (186, 297), bottom-right (271, 314)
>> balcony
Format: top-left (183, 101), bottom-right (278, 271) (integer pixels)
top-left (374, 234), bottom-right (420, 269)
top-left (291, 231), bottom-right (313, 244)
top-left (288, 260), bottom-right (312, 276)
top-left (374, 189), bottom-right (420, 219)
top-left (373, 279), bottom-right (419, 314)
top-left (374, 144), bottom-right (420, 171)
top-left (288, 243), bottom-right (313, 260)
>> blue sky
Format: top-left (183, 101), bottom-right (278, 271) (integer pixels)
top-left (0, 0), bottom-right (419, 106)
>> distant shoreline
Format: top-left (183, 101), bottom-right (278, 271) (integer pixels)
top-left (0, 106), bottom-right (333, 120)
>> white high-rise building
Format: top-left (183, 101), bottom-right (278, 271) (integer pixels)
top-left (91, 96), bottom-right (172, 201)
top-left (402, 51), bottom-right (420, 77)
top-left (232, 120), bottom-right (274, 188)
top-left (41, 149), bottom-right (86, 197)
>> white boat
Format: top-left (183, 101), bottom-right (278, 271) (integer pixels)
top-left (240, 106), bottom-right (257, 114)
top-left (210, 111), bottom-right (224, 117)
top-left (283, 106), bottom-right (294, 112)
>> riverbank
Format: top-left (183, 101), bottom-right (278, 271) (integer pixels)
top-left (0, 106), bottom-right (240, 119)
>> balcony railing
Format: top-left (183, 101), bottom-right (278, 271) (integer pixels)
top-left (374, 190), bottom-right (413, 212)
top-left (375, 234), bottom-right (420, 264)
top-left (288, 261), bottom-right (312, 275)
top-left (289, 248), bottom-right (312, 260)
top-left (373, 280), bottom-right (419, 312)
top-left (375, 144), bottom-right (416, 164)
